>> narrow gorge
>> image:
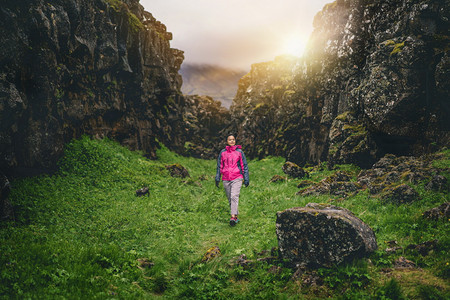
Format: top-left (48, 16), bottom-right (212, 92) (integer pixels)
top-left (0, 1), bottom-right (449, 298)
top-left (1, 0), bottom-right (449, 178)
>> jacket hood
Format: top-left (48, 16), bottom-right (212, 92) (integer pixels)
top-left (226, 145), bottom-right (242, 152)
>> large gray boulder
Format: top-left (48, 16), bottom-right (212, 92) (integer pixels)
top-left (276, 203), bottom-right (377, 268)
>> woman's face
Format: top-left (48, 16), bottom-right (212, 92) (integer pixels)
top-left (227, 135), bottom-right (236, 146)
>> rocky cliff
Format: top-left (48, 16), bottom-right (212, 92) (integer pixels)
top-left (0, 0), bottom-right (186, 176)
top-left (230, 0), bottom-right (450, 167)
top-left (2, 0), bottom-right (449, 177)
top-left (182, 95), bottom-right (231, 158)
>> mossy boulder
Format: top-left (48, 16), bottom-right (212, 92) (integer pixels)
top-left (201, 246), bottom-right (221, 263)
top-left (276, 203), bottom-right (377, 268)
top-left (282, 162), bottom-right (306, 179)
top-left (165, 163), bottom-right (190, 178)
top-left (298, 171), bottom-right (360, 198)
top-left (381, 184), bottom-right (420, 204)
top-left (422, 203), bottom-right (450, 221)
top-left (269, 175), bottom-right (287, 183)
top-left (297, 180), bottom-right (316, 189)
top-left (357, 153), bottom-right (447, 196)
top-left (425, 175), bottom-right (448, 192)
top-left (329, 181), bottom-right (362, 197)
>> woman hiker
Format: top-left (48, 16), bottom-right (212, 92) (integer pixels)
top-left (215, 134), bottom-right (249, 226)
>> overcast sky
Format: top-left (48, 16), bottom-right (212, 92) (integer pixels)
top-left (140, 0), bottom-right (332, 70)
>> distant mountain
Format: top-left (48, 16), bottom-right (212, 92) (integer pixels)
top-left (179, 64), bottom-right (247, 108)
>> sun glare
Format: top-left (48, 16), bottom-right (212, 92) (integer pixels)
top-left (281, 37), bottom-right (307, 57)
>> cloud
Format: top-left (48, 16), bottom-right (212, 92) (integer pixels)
top-left (140, 0), bottom-right (332, 70)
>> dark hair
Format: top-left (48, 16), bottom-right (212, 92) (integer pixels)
top-left (226, 133), bottom-right (236, 139)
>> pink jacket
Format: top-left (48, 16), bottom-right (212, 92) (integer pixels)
top-left (215, 145), bottom-right (249, 183)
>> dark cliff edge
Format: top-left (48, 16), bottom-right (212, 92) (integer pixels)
top-left (0, 0), bottom-right (187, 177)
top-left (229, 0), bottom-right (450, 167)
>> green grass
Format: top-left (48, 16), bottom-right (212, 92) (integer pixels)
top-left (1, 136), bottom-right (448, 299)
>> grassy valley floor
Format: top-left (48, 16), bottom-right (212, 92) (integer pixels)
top-left (1, 136), bottom-right (448, 299)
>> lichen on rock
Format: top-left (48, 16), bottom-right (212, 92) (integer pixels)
top-left (328, 111), bottom-right (379, 169)
top-left (201, 246), bottom-right (221, 263)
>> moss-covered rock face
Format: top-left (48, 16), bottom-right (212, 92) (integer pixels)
top-left (229, 0), bottom-right (449, 167)
top-left (0, 0), bottom-right (185, 176)
top-left (276, 203), bottom-right (377, 268)
top-left (425, 175), bottom-right (448, 192)
top-left (181, 95), bottom-right (231, 159)
top-left (224, 55), bottom-right (322, 161)
top-left (328, 111), bottom-right (379, 168)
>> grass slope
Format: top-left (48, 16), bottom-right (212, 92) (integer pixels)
top-left (1, 136), bottom-right (448, 299)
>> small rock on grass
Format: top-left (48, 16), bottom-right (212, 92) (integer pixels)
top-left (381, 184), bottom-right (420, 204)
top-left (269, 175), bottom-right (287, 183)
top-left (165, 163), bottom-right (190, 178)
top-left (394, 256), bottom-right (417, 269)
top-left (137, 258), bottom-right (154, 270)
top-left (136, 187), bottom-right (149, 197)
top-left (406, 240), bottom-right (438, 256)
top-left (297, 180), bottom-right (315, 188)
top-left (282, 161), bottom-right (306, 178)
top-left (201, 246), bottom-right (221, 263)
top-left (422, 202), bottom-right (449, 221)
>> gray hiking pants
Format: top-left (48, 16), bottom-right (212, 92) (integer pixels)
top-left (223, 178), bottom-right (243, 216)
